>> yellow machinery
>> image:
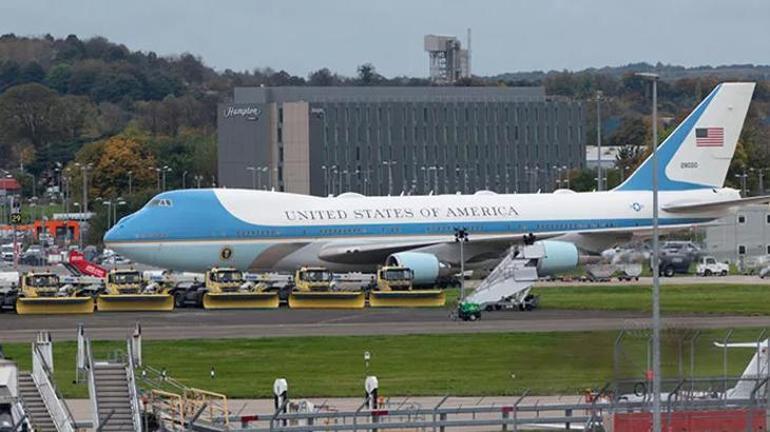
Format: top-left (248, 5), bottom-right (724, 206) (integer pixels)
top-left (368, 266), bottom-right (445, 308)
top-left (288, 266), bottom-right (365, 309)
top-left (15, 271), bottom-right (94, 315)
top-left (96, 268), bottom-right (174, 312)
top-left (201, 267), bottom-right (279, 309)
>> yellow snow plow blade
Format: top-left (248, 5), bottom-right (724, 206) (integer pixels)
top-left (16, 297), bottom-right (95, 315)
top-left (96, 294), bottom-right (174, 312)
top-left (202, 292), bottom-right (280, 309)
top-left (369, 290), bottom-right (446, 308)
top-left (288, 291), bottom-right (366, 309)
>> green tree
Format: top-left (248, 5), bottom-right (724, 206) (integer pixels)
top-left (357, 63), bottom-right (382, 86)
top-left (0, 83), bottom-right (66, 159)
top-left (308, 68), bottom-right (339, 86)
top-left (608, 115), bottom-right (649, 147)
top-left (45, 63), bottom-right (72, 93)
top-left (19, 61), bottom-right (45, 83)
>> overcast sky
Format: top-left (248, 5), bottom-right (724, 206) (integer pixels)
top-left (0, 0), bottom-right (768, 78)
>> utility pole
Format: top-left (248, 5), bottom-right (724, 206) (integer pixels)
top-left (77, 163), bottom-right (91, 213)
top-left (10, 196), bottom-right (21, 269)
top-left (127, 170), bottom-right (133, 195)
top-left (734, 169), bottom-right (748, 196)
top-left (247, 166), bottom-right (257, 189)
top-left (637, 72), bottom-right (661, 432)
top-left (454, 228), bottom-right (469, 301)
top-left (596, 90), bottom-right (604, 191)
top-left (321, 166), bottom-right (329, 196)
top-left (383, 161), bottom-right (396, 196)
top-left (161, 165), bottom-right (171, 191)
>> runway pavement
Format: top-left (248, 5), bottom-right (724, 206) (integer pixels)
top-left (3, 307), bottom-right (770, 342)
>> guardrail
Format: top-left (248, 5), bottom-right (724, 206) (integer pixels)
top-left (85, 339), bottom-right (100, 431)
top-left (31, 343), bottom-right (76, 432)
top-left (126, 338), bottom-right (143, 432)
top-left (183, 395), bottom-right (770, 432)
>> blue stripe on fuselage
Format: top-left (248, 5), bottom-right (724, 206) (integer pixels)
top-left (104, 190), bottom-right (711, 244)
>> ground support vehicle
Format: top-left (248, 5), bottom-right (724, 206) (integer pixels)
top-left (3, 271), bottom-right (93, 314)
top-left (96, 268), bottom-right (173, 312)
top-left (288, 267), bottom-right (365, 309)
top-left (368, 266), bottom-right (445, 308)
top-left (200, 267), bottom-right (279, 309)
top-left (696, 256), bottom-right (729, 276)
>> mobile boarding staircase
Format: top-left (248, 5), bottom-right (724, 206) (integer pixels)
top-left (464, 243), bottom-right (546, 309)
top-left (11, 332), bottom-right (77, 432)
top-left (77, 324), bottom-right (142, 431)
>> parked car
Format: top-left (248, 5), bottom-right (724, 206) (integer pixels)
top-left (696, 256), bottom-right (729, 276)
top-left (101, 255), bottom-right (131, 265)
top-left (0, 244), bottom-right (13, 262)
top-left (20, 246), bottom-right (46, 266)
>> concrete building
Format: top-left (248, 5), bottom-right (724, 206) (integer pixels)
top-left (217, 86), bottom-right (585, 196)
top-left (704, 205), bottom-right (770, 263)
top-left (424, 34), bottom-right (470, 84)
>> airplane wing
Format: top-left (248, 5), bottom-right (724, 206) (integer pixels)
top-left (663, 195), bottom-right (770, 213)
top-left (318, 232), bottom-right (561, 264)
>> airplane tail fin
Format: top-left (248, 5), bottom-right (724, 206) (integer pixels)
top-left (615, 82), bottom-right (755, 192)
top-left (713, 339), bottom-right (769, 399)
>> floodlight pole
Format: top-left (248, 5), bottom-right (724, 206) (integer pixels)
top-left (596, 91), bottom-right (604, 191)
top-left (454, 228), bottom-right (469, 301)
top-left (638, 72), bottom-right (661, 432)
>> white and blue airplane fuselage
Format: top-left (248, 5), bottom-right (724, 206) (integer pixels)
top-left (105, 83), bottom-right (762, 282)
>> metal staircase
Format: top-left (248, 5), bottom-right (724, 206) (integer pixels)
top-left (17, 332), bottom-right (76, 432)
top-left (92, 362), bottom-right (136, 430)
top-left (17, 372), bottom-right (55, 432)
top-left (81, 326), bottom-right (143, 431)
top-left (464, 244), bottom-right (542, 308)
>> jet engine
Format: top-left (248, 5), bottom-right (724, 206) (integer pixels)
top-left (386, 252), bottom-right (445, 285)
top-left (532, 240), bottom-right (579, 275)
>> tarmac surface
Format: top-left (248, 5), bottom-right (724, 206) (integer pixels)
top-left (3, 306), bottom-right (770, 342)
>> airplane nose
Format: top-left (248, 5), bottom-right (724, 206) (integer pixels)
top-left (103, 224), bottom-right (121, 243)
top-left (103, 214), bottom-right (133, 244)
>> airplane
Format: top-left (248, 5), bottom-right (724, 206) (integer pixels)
top-left (105, 82), bottom-right (766, 284)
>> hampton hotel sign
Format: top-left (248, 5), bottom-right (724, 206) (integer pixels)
top-left (223, 105), bottom-right (262, 121)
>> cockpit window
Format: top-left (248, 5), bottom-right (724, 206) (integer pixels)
top-left (147, 198), bottom-right (173, 208)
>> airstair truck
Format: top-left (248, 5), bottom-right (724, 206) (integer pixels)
top-left (201, 267), bottom-right (279, 309)
top-left (368, 266), bottom-right (446, 308)
top-left (288, 266), bottom-right (365, 309)
top-left (14, 271), bottom-right (94, 315)
top-left (96, 268), bottom-right (174, 312)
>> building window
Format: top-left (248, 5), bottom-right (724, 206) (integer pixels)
top-left (766, 214), bottom-right (770, 224)
top-left (278, 107), bottom-right (283, 123)
top-left (277, 127), bottom-right (283, 143)
top-left (767, 245), bottom-right (770, 255)
top-left (738, 245), bottom-right (747, 255)
top-left (737, 214), bottom-right (746, 224)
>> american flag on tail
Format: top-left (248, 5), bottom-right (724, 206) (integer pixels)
top-left (695, 127), bottom-right (724, 147)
